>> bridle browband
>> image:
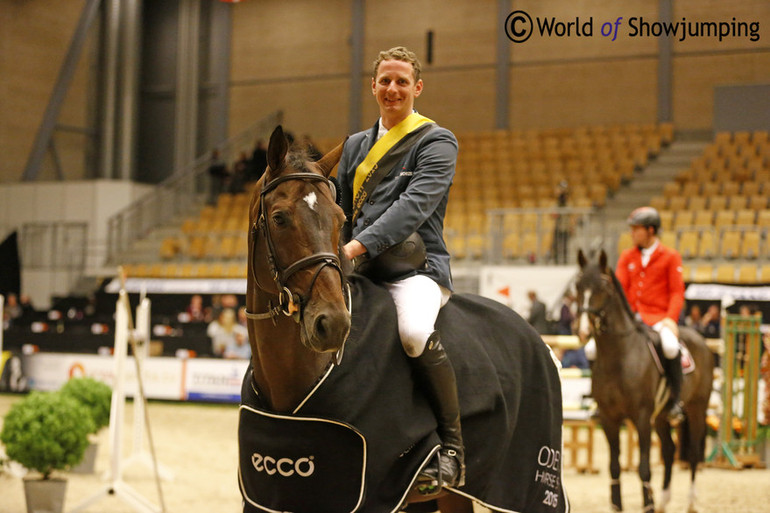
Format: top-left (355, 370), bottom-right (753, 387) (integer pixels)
top-left (245, 171), bottom-right (350, 324)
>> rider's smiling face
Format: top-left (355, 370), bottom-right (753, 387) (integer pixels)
top-left (372, 59), bottom-right (423, 129)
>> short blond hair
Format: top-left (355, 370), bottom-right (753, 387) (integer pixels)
top-left (372, 46), bottom-right (422, 82)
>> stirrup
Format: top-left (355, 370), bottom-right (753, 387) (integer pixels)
top-left (667, 402), bottom-right (684, 425)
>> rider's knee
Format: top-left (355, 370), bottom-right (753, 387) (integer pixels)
top-left (401, 327), bottom-right (433, 357)
top-left (660, 327), bottom-right (680, 359)
top-left (584, 338), bottom-right (597, 361)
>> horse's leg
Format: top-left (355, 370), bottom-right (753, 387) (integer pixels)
top-left (435, 492), bottom-right (474, 513)
top-left (603, 419), bottom-right (624, 511)
top-left (654, 416), bottom-right (675, 513)
top-left (634, 417), bottom-right (655, 513)
top-left (685, 407), bottom-right (707, 513)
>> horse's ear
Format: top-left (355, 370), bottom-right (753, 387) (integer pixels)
top-left (316, 137), bottom-right (348, 178)
top-left (599, 249), bottom-right (608, 272)
top-left (266, 125), bottom-right (289, 178)
top-left (577, 249), bottom-right (587, 269)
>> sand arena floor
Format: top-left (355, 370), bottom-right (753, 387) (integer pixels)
top-left (1, 393), bottom-right (769, 513)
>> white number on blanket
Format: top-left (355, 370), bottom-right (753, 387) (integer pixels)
top-left (543, 490), bottom-right (559, 508)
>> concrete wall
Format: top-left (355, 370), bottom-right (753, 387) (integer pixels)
top-left (0, 180), bottom-right (152, 308)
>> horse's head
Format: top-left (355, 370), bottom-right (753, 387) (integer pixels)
top-left (247, 125), bottom-right (351, 356)
top-left (575, 249), bottom-right (616, 342)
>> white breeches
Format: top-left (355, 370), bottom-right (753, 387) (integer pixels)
top-left (583, 322), bottom-right (680, 361)
top-left (386, 274), bottom-right (451, 357)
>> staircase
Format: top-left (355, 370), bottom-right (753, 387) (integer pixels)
top-left (603, 139), bottom-right (709, 241)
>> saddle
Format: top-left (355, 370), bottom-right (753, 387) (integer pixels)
top-left (644, 327), bottom-right (696, 376)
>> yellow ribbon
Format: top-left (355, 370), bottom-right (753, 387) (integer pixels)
top-left (352, 112), bottom-right (434, 202)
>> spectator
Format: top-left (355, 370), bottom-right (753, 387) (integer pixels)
top-left (684, 304), bottom-right (703, 330)
top-left (248, 139), bottom-right (267, 182)
top-left (207, 308), bottom-right (248, 358)
top-left (207, 149), bottom-right (229, 205)
top-left (527, 290), bottom-right (549, 335)
top-left (183, 294), bottom-right (208, 323)
top-left (700, 304), bottom-right (721, 339)
top-left (552, 180), bottom-right (570, 264)
top-left (557, 292), bottom-right (575, 336)
top-left (229, 151), bottom-right (249, 194)
top-left (3, 293), bottom-right (23, 328)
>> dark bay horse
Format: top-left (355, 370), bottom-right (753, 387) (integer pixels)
top-left (238, 125), bottom-right (568, 513)
top-left (575, 250), bottom-right (713, 513)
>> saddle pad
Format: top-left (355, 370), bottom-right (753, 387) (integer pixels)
top-left (239, 404), bottom-right (366, 513)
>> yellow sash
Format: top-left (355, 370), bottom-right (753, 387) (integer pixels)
top-left (352, 112), bottom-right (434, 202)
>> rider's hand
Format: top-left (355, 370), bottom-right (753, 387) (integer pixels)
top-left (342, 240), bottom-right (367, 260)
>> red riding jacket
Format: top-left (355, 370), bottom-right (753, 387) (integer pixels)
top-left (616, 242), bottom-right (685, 326)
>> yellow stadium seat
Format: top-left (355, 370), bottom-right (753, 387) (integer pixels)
top-left (760, 264), bottom-right (770, 283)
top-left (721, 181), bottom-right (740, 196)
top-left (715, 264), bottom-right (736, 283)
top-left (659, 210), bottom-right (674, 231)
top-left (720, 230), bottom-right (742, 259)
top-left (678, 231), bottom-right (699, 259)
top-left (714, 210), bottom-right (735, 230)
top-left (740, 230), bottom-right (761, 259)
top-left (668, 196), bottom-right (687, 211)
top-left (737, 264), bottom-right (758, 284)
top-left (681, 182), bottom-right (700, 197)
top-left (708, 195), bottom-right (727, 211)
top-left (692, 210), bottom-right (713, 227)
top-left (748, 195), bottom-right (768, 211)
top-left (650, 196), bottom-right (667, 211)
top-left (660, 231), bottom-right (677, 249)
top-left (681, 263), bottom-right (692, 282)
top-left (673, 211), bottom-right (694, 230)
top-left (697, 230), bottom-right (717, 259)
top-left (701, 181), bottom-right (719, 197)
top-left (687, 196), bottom-right (706, 211)
top-left (758, 210), bottom-right (770, 230)
top-left (663, 182), bottom-right (680, 198)
top-left (617, 232), bottom-right (632, 255)
top-left (728, 195), bottom-right (747, 210)
top-left (734, 209), bottom-right (756, 227)
top-left (692, 264), bottom-right (714, 283)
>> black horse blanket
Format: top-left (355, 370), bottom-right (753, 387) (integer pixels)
top-left (239, 275), bottom-right (568, 513)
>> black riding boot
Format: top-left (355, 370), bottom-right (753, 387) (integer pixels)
top-left (665, 350), bottom-right (684, 424)
top-left (412, 331), bottom-right (465, 490)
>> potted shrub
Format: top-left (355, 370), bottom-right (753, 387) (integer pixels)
top-left (59, 376), bottom-right (112, 473)
top-left (0, 391), bottom-right (94, 513)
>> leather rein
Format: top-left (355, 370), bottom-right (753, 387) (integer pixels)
top-left (244, 171), bottom-right (350, 325)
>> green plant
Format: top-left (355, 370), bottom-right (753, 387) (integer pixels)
top-left (0, 391), bottom-right (94, 479)
top-left (59, 377), bottom-right (112, 433)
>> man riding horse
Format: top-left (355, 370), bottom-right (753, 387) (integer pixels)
top-left (337, 46), bottom-right (464, 491)
top-left (584, 206), bottom-right (686, 422)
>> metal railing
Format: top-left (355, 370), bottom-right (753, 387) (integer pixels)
top-left (106, 110), bottom-right (283, 263)
top-left (484, 206), bottom-right (605, 264)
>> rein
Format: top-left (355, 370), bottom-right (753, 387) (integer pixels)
top-left (245, 172), bottom-right (350, 325)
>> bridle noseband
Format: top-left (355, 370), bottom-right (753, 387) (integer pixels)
top-left (245, 172), bottom-right (350, 324)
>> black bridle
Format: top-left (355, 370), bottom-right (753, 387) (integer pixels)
top-left (245, 171), bottom-right (350, 324)
top-left (576, 273), bottom-right (637, 337)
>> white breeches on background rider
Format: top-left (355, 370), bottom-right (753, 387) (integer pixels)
top-left (584, 321), bottom-right (680, 361)
top-left (386, 274), bottom-right (451, 357)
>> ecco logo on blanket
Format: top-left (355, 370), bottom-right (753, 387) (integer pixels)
top-left (251, 452), bottom-right (315, 477)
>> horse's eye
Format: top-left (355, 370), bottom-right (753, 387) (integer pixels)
top-left (271, 211), bottom-right (289, 227)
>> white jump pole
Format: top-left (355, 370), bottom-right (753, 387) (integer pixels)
top-left (69, 278), bottom-right (165, 513)
top-left (122, 295), bottom-right (174, 480)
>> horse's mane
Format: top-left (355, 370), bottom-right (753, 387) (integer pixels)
top-left (607, 266), bottom-right (645, 332)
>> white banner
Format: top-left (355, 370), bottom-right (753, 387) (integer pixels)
top-left (184, 358), bottom-right (249, 402)
top-left (104, 277), bottom-right (246, 295)
top-left (479, 265), bottom-right (577, 318)
top-left (22, 353), bottom-right (185, 400)
top-left (685, 283), bottom-right (770, 301)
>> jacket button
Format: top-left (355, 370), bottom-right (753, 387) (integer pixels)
top-left (364, 218), bottom-right (371, 226)
top-left (368, 199), bottom-right (375, 205)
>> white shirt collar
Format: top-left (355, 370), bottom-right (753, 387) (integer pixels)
top-left (375, 110), bottom-right (418, 141)
top-left (640, 239), bottom-right (659, 267)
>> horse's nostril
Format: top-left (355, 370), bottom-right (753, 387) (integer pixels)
top-left (315, 314), bottom-right (328, 339)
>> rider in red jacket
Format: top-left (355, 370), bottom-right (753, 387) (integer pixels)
top-left (617, 206), bottom-right (686, 422)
